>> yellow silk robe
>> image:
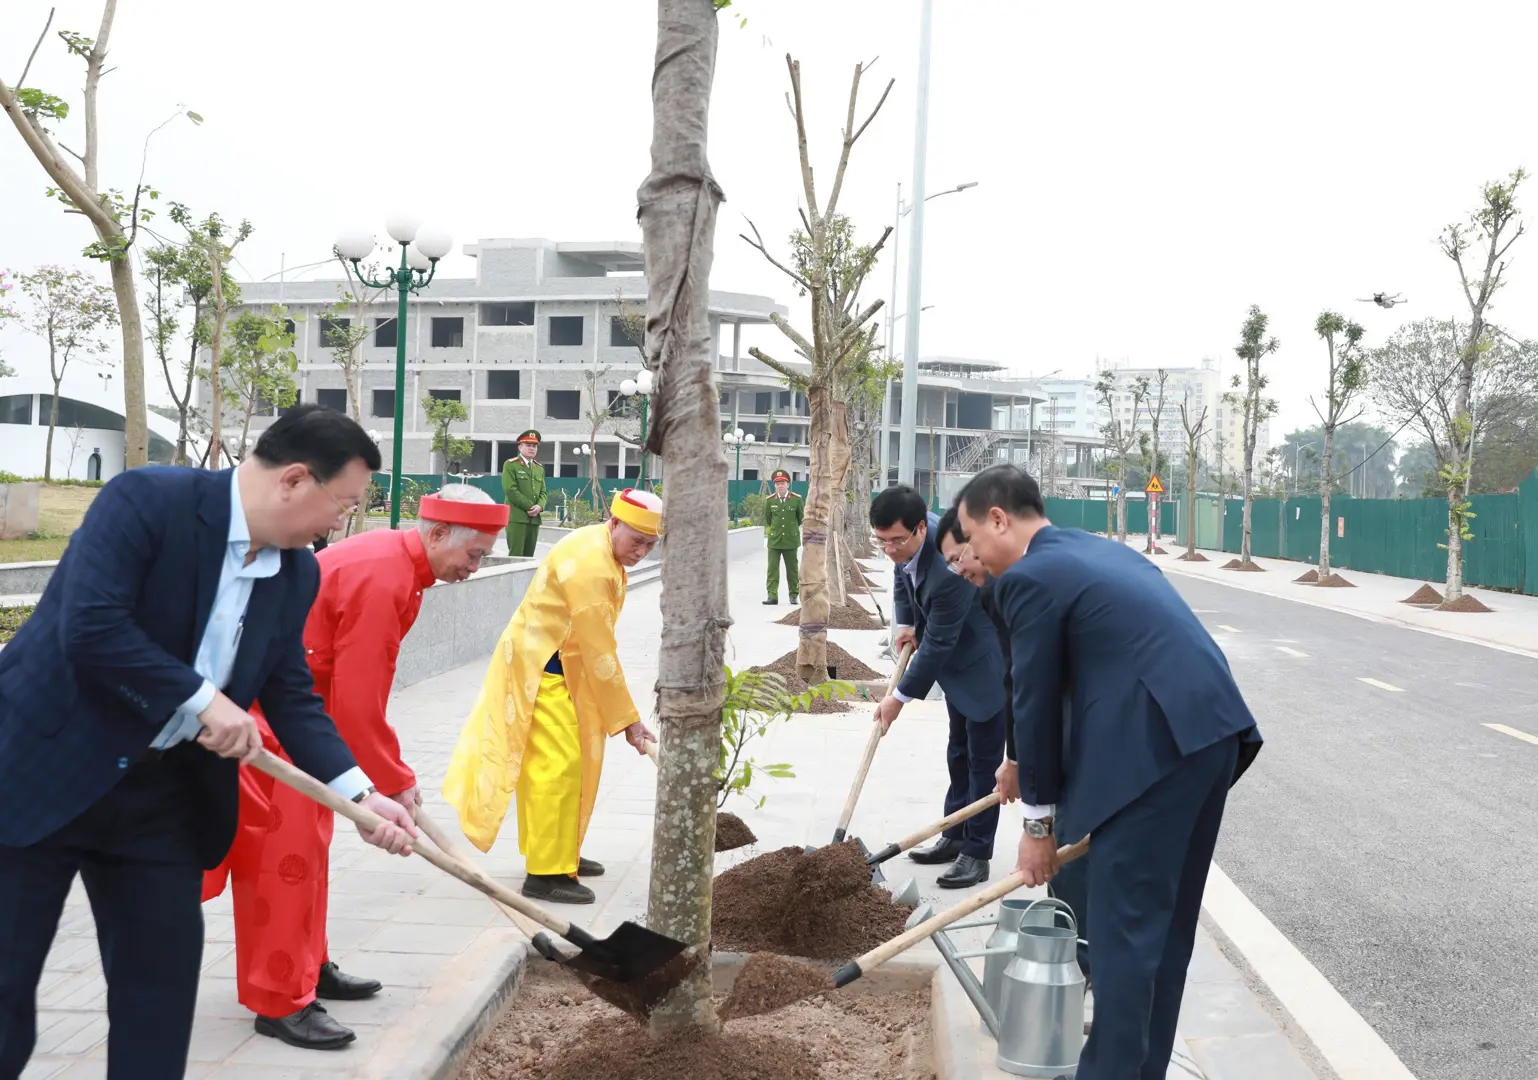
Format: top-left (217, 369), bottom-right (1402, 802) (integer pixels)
top-left (443, 524), bottom-right (640, 853)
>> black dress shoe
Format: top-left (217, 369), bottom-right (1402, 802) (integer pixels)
top-left (577, 856), bottom-right (605, 877)
top-left (316, 961), bottom-right (381, 1001)
top-left (937, 854), bottom-right (990, 888)
top-left (762, 598), bottom-right (779, 605)
top-left (254, 1002), bottom-right (355, 1050)
top-left (907, 837), bottom-right (963, 865)
top-left (523, 873), bottom-right (595, 905)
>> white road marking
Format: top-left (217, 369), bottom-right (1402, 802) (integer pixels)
top-left (1204, 864), bottom-right (1418, 1080)
top-left (1217, 624), bottom-right (1242, 633)
top-left (1358, 677), bottom-right (1403, 692)
top-left (1484, 722), bottom-right (1538, 746)
top-left (1276, 646), bottom-right (1309, 658)
top-left (1191, 608), bottom-right (1219, 614)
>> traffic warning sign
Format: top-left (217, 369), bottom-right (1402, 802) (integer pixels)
top-left (1145, 474), bottom-right (1165, 495)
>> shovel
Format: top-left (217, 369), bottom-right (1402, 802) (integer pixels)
top-left (863, 791), bottom-right (1002, 872)
top-left (832, 835), bottom-right (1091, 988)
top-left (250, 750), bottom-right (692, 998)
top-left (829, 642), bottom-right (914, 847)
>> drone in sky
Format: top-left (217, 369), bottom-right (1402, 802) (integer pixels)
top-left (1357, 292), bottom-right (1406, 309)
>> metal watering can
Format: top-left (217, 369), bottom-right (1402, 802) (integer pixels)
top-left (935, 898), bottom-right (1086, 1078)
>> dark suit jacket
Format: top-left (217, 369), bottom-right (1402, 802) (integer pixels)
top-left (978, 579), bottom-right (1015, 756)
top-left (0, 466), bottom-right (358, 867)
top-left (893, 514), bottom-right (1006, 722)
top-left (997, 525), bottom-right (1261, 841)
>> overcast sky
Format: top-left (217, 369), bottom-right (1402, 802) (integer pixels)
top-left (4, 0), bottom-right (1538, 440)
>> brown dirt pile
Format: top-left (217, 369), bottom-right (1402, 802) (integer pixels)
top-left (716, 812), bottom-right (757, 853)
top-left (1294, 569), bottom-right (1320, 583)
top-left (1176, 551), bottom-right (1209, 562)
top-left (776, 601), bottom-right (884, 631)
top-left (1220, 558), bottom-right (1266, 571)
top-left (747, 645), bottom-right (886, 715)
top-left (1439, 594), bottom-right (1493, 613)
top-left (462, 963), bottom-right (935, 1080)
top-left (1402, 584), bottom-right (1444, 606)
top-left (718, 953), bottom-right (833, 1021)
top-left (1316, 572), bottom-right (1355, 588)
top-left (712, 844), bottom-right (912, 960)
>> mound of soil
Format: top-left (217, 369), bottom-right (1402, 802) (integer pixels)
top-left (715, 812), bottom-right (757, 853)
top-left (747, 645), bottom-right (886, 715)
top-left (462, 963), bottom-right (935, 1080)
top-left (1439, 594), bottom-right (1493, 613)
top-left (776, 601), bottom-right (884, 631)
top-left (1402, 584), bottom-right (1445, 606)
top-left (718, 954), bottom-right (833, 1021)
top-left (1316, 572), bottom-right (1355, 588)
top-left (712, 844), bottom-right (913, 960)
top-left (1294, 569), bottom-right (1320, 583)
top-left (1177, 551), bottom-right (1209, 563)
top-left (1220, 559), bottom-right (1244, 570)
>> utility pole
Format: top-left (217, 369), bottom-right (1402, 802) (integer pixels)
top-left (896, 0), bottom-right (932, 487)
top-left (878, 182), bottom-right (902, 490)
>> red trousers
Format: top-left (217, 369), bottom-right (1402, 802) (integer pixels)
top-left (202, 722), bottom-right (334, 1018)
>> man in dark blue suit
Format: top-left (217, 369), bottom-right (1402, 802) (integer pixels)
top-left (956, 465), bottom-right (1261, 1080)
top-left (0, 406), bottom-right (419, 1080)
top-left (870, 486), bottom-right (1006, 888)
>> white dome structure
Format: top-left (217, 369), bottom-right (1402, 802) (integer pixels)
top-left (0, 372), bottom-right (196, 481)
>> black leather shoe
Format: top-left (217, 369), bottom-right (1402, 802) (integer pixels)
top-left (254, 1002), bottom-right (355, 1050)
top-left (523, 873), bottom-right (595, 904)
top-left (762, 598), bottom-right (778, 605)
top-left (577, 856), bottom-right (605, 877)
top-left (315, 961), bottom-right (381, 1001)
top-left (908, 837), bottom-right (963, 865)
top-left (937, 854), bottom-right (990, 888)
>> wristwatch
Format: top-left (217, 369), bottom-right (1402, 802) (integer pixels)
top-left (1024, 817), bottom-right (1053, 840)
top-left (352, 785), bottom-right (377, 804)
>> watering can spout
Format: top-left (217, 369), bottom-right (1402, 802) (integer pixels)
top-left (933, 927), bottom-right (1001, 1038)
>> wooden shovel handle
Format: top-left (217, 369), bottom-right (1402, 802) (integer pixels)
top-left (412, 805), bottom-right (555, 947)
top-left (837, 836), bottom-right (1090, 985)
top-left (832, 643), bottom-right (914, 842)
top-left (250, 749), bottom-right (578, 942)
top-left (869, 792), bottom-right (1003, 863)
top-left (643, 740), bottom-right (659, 764)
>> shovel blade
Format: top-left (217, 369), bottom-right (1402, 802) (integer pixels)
top-left (569, 950), bottom-right (703, 1022)
top-left (558, 919), bottom-right (689, 984)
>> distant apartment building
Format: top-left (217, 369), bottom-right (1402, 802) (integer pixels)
top-left (208, 238), bottom-right (786, 482)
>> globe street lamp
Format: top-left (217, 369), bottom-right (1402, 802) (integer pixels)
top-left (574, 443), bottom-right (595, 508)
top-left (617, 368), bottom-right (655, 487)
top-left (722, 427), bottom-right (755, 480)
top-left (335, 215), bottom-right (453, 528)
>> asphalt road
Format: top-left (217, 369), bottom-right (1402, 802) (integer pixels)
top-left (1170, 576), bottom-right (1538, 1080)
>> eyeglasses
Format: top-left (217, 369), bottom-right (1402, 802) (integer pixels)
top-left (944, 543), bottom-right (972, 574)
top-left (309, 470), bottom-right (360, 518)
top-left (877, 528), bottom-right (916, 551)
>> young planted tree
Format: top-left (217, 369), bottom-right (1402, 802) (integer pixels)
top-left (1177, 388), bottom-right (1209, 561)
top-left (1225, 306), bottom-right (1280, 568)
top-left (1, 5), bottom-right (199, 468)
top-left (1310, 312), bottom-right (1366, 582)
top-left (321, 253), bottom-right (391, 422)
top-left (0, 269), bottom-right (20, 376)
top-left (636, 0), bottom-right (731, 1034)
top-left (222, 308), bottom-right (298, 459)
top-left (18, 266), bottom-right (117, 479)
top-left (1139, 367), bottom-right (1170, 552)
top-left (423, 395), bottom-right (472, 486)
top-left (743, 59), bottom-right (892, 682)
top-left (1436, 170), bottom-right (1526, 606)
top-left (171, 204), bottom-right (251, 466)
top-left (142, 243), bottom-right (220, 465)
top-left (1094, 369), bottom-right (1147, 542)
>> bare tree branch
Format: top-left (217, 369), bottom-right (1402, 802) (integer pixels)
top-left (84, 0), bottom-right (120, 194)
top-left (767, 311), bottom-right (815, 358)
top-left (739, 217), bottom-right (810, 291)
top-left (17, 8), bottom-right (56, 90)
top-left (747, 346), bottom-right (803, 383)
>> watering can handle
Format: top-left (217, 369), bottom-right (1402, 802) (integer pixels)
top-left (1023, 896), bottom-right (1079, 938)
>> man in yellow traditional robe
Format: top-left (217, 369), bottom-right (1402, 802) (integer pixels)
top-left (443, 489), bottom-right (661, 904)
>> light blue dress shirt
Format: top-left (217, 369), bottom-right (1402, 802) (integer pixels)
top-left (152, 470), bottom-right (371, 801)
top-left (892, 513), bottom-right (937, 704)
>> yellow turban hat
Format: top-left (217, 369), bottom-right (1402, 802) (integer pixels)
top-left (610, 488), bottom-right (663, 536)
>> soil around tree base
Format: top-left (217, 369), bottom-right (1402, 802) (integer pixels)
top-left (462, 962), bottom-right (936, 1080)
top-left (1177, 551), bottom-right (1209, 562)
top-left (1221, 559), bottom-right (1266, 571)
top-left (1401, 584), bottom-right (1445, 606)
top-left (715, 812), bottom-right (757, 853)
top-left (1294, 569), bottom-right (1320, 583)
top-left (1315, 572), bottom-right (1355, 588)
top-left (776, 601), bottom-right (884, 631)
top-left (747, 645), bottom-right (885, 714)
top-left (1438, 594), bottom-right (1493, 613)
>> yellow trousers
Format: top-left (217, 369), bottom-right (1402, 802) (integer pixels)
top-left (516, 672), bottom-right (587, 876)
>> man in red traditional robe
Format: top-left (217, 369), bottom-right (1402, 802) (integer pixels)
top-left (202, 485), bottom-right (508, 1050)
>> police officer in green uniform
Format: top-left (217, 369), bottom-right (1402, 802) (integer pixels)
top-left (501, 429), bottom-right (547, 558)
top-left (762, 469), bottom-right (804, 605)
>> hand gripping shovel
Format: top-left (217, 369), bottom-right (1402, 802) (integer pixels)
top-left (832, 835), bottom-right (1091, 988)
top-left (250, 750), bottom-right (693, 1016)
top-left (863, 791), bottom-right (1003, 873)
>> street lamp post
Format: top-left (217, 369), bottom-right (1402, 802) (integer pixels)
top-left (723, 427), bottom-right (754, 480)
top-left (618, 369), bottom-right (655, 487)
top-left (334, 215), bottom-right (453, 529)
top-left (575, 443), bottom-right (595, 508)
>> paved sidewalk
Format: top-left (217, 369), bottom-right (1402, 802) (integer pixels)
top-left (23, 546), bottom-right (1323, 1079)
top-left (1143, 541), bottom-right (1538, 655)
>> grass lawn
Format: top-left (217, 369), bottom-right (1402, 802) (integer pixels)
top-left (0, 484), bottom-right (99, 564)
top-left (0, 605), bottom-right (34, 643)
